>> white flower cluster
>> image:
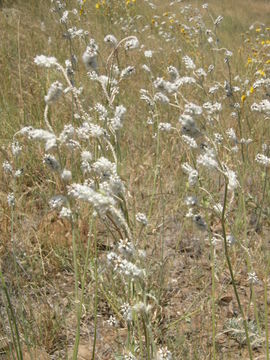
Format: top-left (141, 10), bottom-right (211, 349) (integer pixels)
top-left (251, 99), bottom-right (270, 116)
top-left (255, 153), bottom-right (270, 167)
top-left (182, 55), bottom-right (196, 70)
top-left (181, 163), bottom-right (199, 186)
top-left (157, 346), bottom-right (172, 360)
top-left (135, 212), bottom-right (148, 226)
top-left (45, 81), bottom-right (63, 104)
top-left (68, 183), bottom-right (115, 214)
top-left (34, 55), bottom-right (57, 68)
top-left (82, 39), bottom-right (99, 71)
top-left (107, 252), bottom-right (144, 279)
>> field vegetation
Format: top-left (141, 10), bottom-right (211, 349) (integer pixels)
top-left (0, 0), bottom-right (270, 359)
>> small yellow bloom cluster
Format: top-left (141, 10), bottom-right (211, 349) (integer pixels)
top-left (126, 0), bottom-right (136, 6)
top-left (95, 0), bottom-right (105, 9)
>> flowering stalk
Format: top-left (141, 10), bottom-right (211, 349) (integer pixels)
top-left (264, 265), bottom-right (269, 360)
top-left (221, 181), bottom-right (253, 360)
top-left (92, 223), bottom-right (99, 360)
top-left (71, 217), bottom-right (80, 360)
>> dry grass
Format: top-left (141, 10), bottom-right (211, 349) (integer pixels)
top-left (0, 0), bottom-right (270, 359)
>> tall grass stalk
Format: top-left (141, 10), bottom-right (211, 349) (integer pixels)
top-left (221, 181), bottom-right (253, 360)
top-left (0, 270), bottom-right (23, 360)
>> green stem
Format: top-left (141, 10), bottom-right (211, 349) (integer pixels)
top-left (0, 270), bottom-right (23, 360)
top-left (255, 168), bottom-right (268, 232)
top-left (92, 222), bottom-right (98, 360)
top-left (210, 237), bottom-right (216, 360)
top-left (72, 219), bottom-right (80, 360)
top-left (264, 255), bottom-right (270, 360)
top-left (221, 182), bottom-right (253, 360)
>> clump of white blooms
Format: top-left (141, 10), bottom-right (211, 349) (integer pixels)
top-left (7, 193), bottom-right (15, 207)
top-left (106, 315), bottom-right (119, 327)
top-left (158, 122), bottom-right (172, 132)
top-left (3, 161), bottom-right (13, 174)
top-left (247, 272), bottom-right (259, 285)
top-left (120, 303), bottom-right (133, 322)
top-left (124, 352), bottom-right (137, 360)
top-left (182, 134), bottom-right (198, 148)
top-left (107, 251), bottom-right (144, 279)
top-left (104, 34), bottom-right (118, 47)
top-left (82, 39), bottom-right (99, 71)
top-left (255, 154), bottom-right (270, 167)
top-left (144, 50), bottom-right (153, 58)
top-left (197, 150), bottom-right (218, 170)
top-left (181, 163), bottom-right (198, 186)
top-left (45, 81), bottom-right (63, 104)
top-left (124, 36), bottom-right (139, 50)
top-left (61, 169), bottom-right (72, 182)
top-left (49, 195), bottom-right (67, 210)
top-left (34, 55), bottom-right (57, 68)
top-left (68, 183), bottom-right (115, 215)
top-left (135, 212), bottom-right (148, 226)
top-left (59, 207), bottom-right (72, 219)
top-left (43, 154), bottom-right (60, 172)
top-left (182, 55), bottom-right (196, 70)
top-left (11, 141), bottom-right (22, 157)
top-left (157, 347), bottom-right (172, 360)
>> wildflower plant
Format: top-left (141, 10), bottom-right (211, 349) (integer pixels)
top-left (0, 0), bottom-right (270, 359)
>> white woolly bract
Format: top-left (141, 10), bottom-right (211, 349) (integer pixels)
top-left (255, 154), bottom-right (270, 167)
top-left (104, 34), bottom-right (118, 47)
top-left (45, 81), bottom-right (63, 104)
top-left (68, 183), bottom-right (115, 213)
top-left (34, 55), bottom-right (57, 68)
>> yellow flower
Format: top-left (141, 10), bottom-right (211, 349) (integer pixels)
top-left (266, 59), bottom-right (270, 64)
top-left (169, 19), bottom-right (174, 24)
top-left (258, 69), bottom-right (265, 77)
top-left (180, 28), bottom-right (185, 34)
top-left (256, 28), bottom-right (261, 32)
top-left (261, 41), bottom-right (265, 45)
top-left (247, 57), bottom-right (253, 64)
top-left (250, 86), bottom-right (254, 94)
top-left (241, 94), bottom-right (246, 103)
top-left (95, 3), bottom-right (100, 9)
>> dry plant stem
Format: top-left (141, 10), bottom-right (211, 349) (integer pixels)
top-left (148, 125), bottom-right (160, 220)
top-left (0, 270), bottom-right (23, 360)
top-left (264, 269), bottom-right (269, 359)
top-left (92, 222), bottom-right (98, 360)
top-left (221, 182), bottom-right (253, 360)
top-left (142, 316), bottom-right (151, 360)
top-left (239, 175), bottom-right (261, 335)
top-left (255, 167), bottom-right (268, 232)
top-left (44, 105), bottom-right (54, 134)
top-left (210, 233), bottom-right (216, 359)
top-left (72, 219), bottom-right (80, 360)
top-left (106, 36), bottom-right (138, 68)
top-left (10, 206), bottom-right (18, 284)
top-left (73, 216), bottom-right (94, 359)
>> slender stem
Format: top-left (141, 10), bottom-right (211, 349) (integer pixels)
top-left (255, 168), bottom-right (268, 232)
top-left (210, 236), bottom-right (216, 360)
top-left (92, 222), bottom-right (98, 360)
top-left (264, 254), bottom-right (270, 360)
top-left (221, 182), bottom-right (253, 360)
top-left (0, 270), bottom-right (23, 360)
top-left (72, 219), bottom-right (80, 360)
